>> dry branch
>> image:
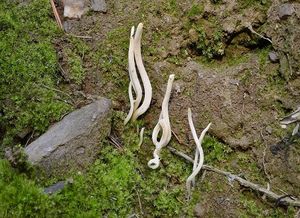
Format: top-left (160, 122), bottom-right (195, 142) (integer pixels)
top-left (50, 0), bottom-right (63, 30)
top-left (167, 146), bottom-right (300, 207)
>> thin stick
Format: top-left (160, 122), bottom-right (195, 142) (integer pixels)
top-left (50, 0), bottom-right (63, 30)
top-left (260, 130), bottom-right (271, 183)
top-left (172, 130), bottom-right (189, 146)
top-left (66, 34), bottom-right (93, 39)
top-left (58, 64), bottom-right (69, 82)
top-left (136, 189), bottom-right (144, 215)
top-left (246, 23), bottom-right (272, 44)
top-left (108, 136), bottom-right (123, 150)
top-left (38, 83), bottom-right (75, 105)
top-left (167, 146), bottom-right (300, 207)
top-left (25, 131), bottom-right (35, 147)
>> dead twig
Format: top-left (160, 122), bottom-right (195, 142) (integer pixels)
top-left (108, 135), bottom-right (123, 150)
top-left (167, 146), bottom-right (300, 207)
top-left (66, 33), bottom-right (93, 40)
top-left (136, 189), bottom-right (144, 215)
top-left (25, 131), bottom-right (35, 147)
top-left (260, 130), bottom-right (271, 183)
top-left (172, 130), bottom-right (189, 146)
top-left (199, 169), bottom-right (207, 184)
top-left (58, 64), bottom-right (70, 82)
top-left (37, 83), bottom-right (75, 106)
top-left (246, 23), bottom-right (272, 44)
top-left (50, 0), bottom-right (63, 30)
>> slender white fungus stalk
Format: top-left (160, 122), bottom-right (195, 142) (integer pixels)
top-left (124, 26), bottom-right (143, 125)
top-left (148, 74), bottom-right (174, 169)
top-left (137, 127), bottom-right (145, 147)
top-left (132, 23), bottom-right (152, 121)
top-left (128, 26), bottom-right (143, 111)
top-left (186, 108), bottom-right (211, 199)
top-left (124, 82), bottom-right (136, 125)
top-left (125, 23), bottom-right (152, 124)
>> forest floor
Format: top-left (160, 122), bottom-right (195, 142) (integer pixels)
top-left (0, 0), bottom-right (299, 217)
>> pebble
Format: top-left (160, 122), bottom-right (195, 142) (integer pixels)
top-left (194, 203), bottom-right (206, 217)
top-left (64, 0), bottom-right (86, 19)
top-left (268, 51), bottom-right (279, 63)
top-left (44, 181), bottom-right (65, 194)
top-left (91, 0), bottom-right (107, 13)
top-left (278, 3), bottom-right (295, 19)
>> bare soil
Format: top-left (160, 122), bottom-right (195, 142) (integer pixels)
top-left (55, 0), bottom-right (300, 216)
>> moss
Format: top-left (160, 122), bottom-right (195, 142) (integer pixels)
top-left (64, 48), bottom-right (85, 85)
top-left (91, 26), bottom-right (129, 100)
top-left (238, 195), bottom-right (296, 217)
top-left (190, 22), bottom-right (225, 60)
top-left (0, 0), bottom-right (71, 148)
top-left (202, 136), bottom-right (232, 164)
top-left (237, 0), bottom-right (272, 10)
top-left (0, 159), bottom-right (50, 217)
top-left (187, 4), bottom-right (204, 18)
top-left (166, 0), bottom-right (179, 14)
top-left (0, 145), bottom-right (142, 217)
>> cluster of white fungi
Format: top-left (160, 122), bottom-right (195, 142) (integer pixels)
top-left (124, 23), bottom-right (211, 199)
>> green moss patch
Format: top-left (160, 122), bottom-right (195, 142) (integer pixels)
top-left (0, 0), bottom-right (71, 148)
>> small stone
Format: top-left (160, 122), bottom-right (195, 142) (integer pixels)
top-left (159, 49), bottom-right (168, 59)
top-left (91, 0), bottom-right (107, 13)
top-left (189, 28), bottom-right (199, 43)
top-left (44, 181), bottom-right (65, 194)
top-left (268, 51), bottom-right (279, 63)
top-left (229, 79), bottom-right (240, 86)
top-left (168, 39), bottom-right (181, 56)
top-left (194, 203), bottom-right (205, 217)
top-left (266, 126), bottom-right (273, 134)
top-left (63, 20), bottom-right (73, 33)
top-left (174, 83), bottom-right (182, 94)
top-left (64, 0), bottom-right (86, 19)
top-left (25, 98), bottom-right (112, 176)
top-left (278, 4), bottom-right (295, 19)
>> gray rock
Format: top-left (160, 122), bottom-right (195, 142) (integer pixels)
top-left (91, 0), bottom-right (107, 13)
top-left (25, 98), bottom-right (112, 176)
top-left (44, 181), bottom-right (65, 194)
top-left (266, 126), bottom-right (273, 134)
top-left (64, 0), bottom-right (87, 19)
top-left (278, 3), bottom-right (295, 19)
top-left (268, 51), bottom-right (279, 63)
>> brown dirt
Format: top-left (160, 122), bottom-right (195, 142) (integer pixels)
top-left (56, 0), bottom-right (300, 216)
